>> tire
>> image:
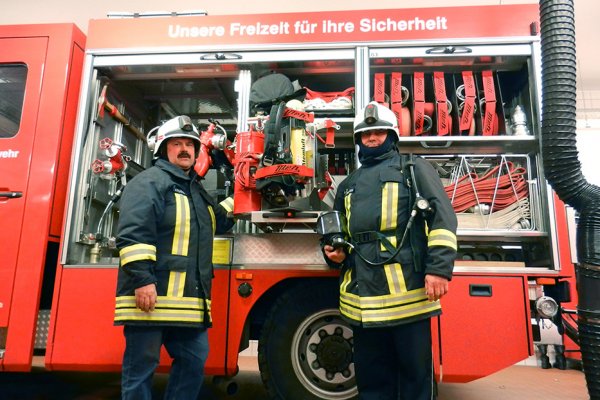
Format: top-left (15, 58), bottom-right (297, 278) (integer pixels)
top-left (258, 280), bottom-right (357, 400)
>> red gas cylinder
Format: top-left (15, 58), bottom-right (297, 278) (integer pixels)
top-left (233, 127), bottom-right (264, 214)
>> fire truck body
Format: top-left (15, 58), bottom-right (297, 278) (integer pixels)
top-left (0, 5), bottom-right (578, 399)
top-left (0, 23), bottom-right (85, 371)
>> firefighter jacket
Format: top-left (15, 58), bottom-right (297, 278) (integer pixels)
top-left (114, 158), bottom-right (234, 328)
top-left (331, 150), bottom-right (457, 328)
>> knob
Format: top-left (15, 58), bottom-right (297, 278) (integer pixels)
top-left (238, 282), bottom-right (253, 298)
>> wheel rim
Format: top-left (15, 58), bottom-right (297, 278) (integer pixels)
top-left (291, 308), bottom-right (357, 399)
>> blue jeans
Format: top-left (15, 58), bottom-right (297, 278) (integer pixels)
top-left (121, 325), bottom-right (209, 400)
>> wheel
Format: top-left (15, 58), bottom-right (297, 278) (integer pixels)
top-left (258, 280), bottom-right (357, 400)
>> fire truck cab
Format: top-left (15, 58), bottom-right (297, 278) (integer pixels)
top-left (0, 5), bottom-right (578, 400)
top-left (0, 23), bottom-right (85, 371)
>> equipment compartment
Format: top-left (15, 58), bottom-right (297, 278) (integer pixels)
top-left (61, 39), bottom-right (559, 270)
top-left (368, 43), bottom-right (538, 154)
top-left (424, 154), bottom-right (552, 269)
top-left (428, 154), bottom-right (541, 233)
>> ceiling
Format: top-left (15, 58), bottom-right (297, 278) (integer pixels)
top-left (574, 0), bottom-right (600, 91)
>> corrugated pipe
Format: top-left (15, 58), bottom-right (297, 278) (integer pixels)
top-left (539, 0), bottom-right (600, 397)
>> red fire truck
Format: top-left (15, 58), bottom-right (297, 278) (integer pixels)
top-left (0, 4), bottom-right (580, 399)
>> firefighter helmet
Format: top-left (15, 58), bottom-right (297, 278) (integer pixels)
top-left (147, 115), bottom-right (201, 157)
top-left (353, 101), bottom-right (400, 144)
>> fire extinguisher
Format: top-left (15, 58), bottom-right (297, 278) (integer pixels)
top-left (233, 125), bottom-right (264, 214)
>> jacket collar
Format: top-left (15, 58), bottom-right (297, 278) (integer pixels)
top-left (360, 148), bottom-right (397, 167)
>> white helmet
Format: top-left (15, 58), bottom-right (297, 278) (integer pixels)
top-left (353, 101), bottom-right (400, 144)
top-left (147, 115), bottom-right (201, 157)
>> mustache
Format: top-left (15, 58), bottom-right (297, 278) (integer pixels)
top-left (177, 151), bottom-right (192, 158)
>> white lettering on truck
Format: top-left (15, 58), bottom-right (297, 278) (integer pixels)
top-left (229, 22), bottom-right (291, 36)
top-left (359, 16), bottom-right (448, 32)
top-left (0, 149), bottom-right (20, 158)
top-left (168, 24), bottom-right (226, 38)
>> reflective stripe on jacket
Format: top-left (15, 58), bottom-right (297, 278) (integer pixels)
top-left (333, 151), bottom-right (457, 328)
top-left (114, 159), bottom-right (234, 327)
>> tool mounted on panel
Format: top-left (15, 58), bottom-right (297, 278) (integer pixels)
top-left (97, 84), bottom-right (146, 142)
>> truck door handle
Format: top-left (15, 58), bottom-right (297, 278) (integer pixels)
top-left (0, 191), bottom-right (23, 199)
top-left (469, 284), bottom-right (492, 297)
top-left (200, 52), bottom-right (242, 61)
top-left (425, 46), bottom-right (473, 54)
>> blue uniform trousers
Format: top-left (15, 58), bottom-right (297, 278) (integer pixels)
top-left (121, 325), bottom-right (208, 400)
top-left (352, 318), bottom-right (435, 400)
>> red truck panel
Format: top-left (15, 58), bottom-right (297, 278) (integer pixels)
top-left (0, 24), bottom-right (85, 372)
top-left (47, 267), bottom-right (231, 374)
top-left (440, 275), bottom-right (531, 382)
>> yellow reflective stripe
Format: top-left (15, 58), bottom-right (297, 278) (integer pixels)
top-left (115, 295), bottom-right (209, 309)
top-left (380, 182), bottom-right (398, 231)
top-left (114, 309), bottom-right (205, 323)
top-left (219, 196), bottom-right (234, 213)
top-left (172, 193), bottom-right (190, 256)
top-left (341, 287), bottom-right (427, 309)
top-left (428, 229), bottom-right (457, 251)
top-left (115, 295), bottom-right (211, 323)
top-left (380, 182), bottom-right (398, 251)
top-left (120, 244), bottom-right (156, 266)
top-left (340, 297), bottom-right (440, 323)
top-left (384, 234), bottom-right (397, 249)
top-left (208, 205), bottom-right (216, 235)
top-left (340, 269), bottom-right (352, 295)
top-left (167, 271), bottom-right (186, 297)
top-left (361, 299), bottom-right (441, 323)
top-left (384, 263), bottom-right (407, 294)
top-left (340, 302), bottom-right (362, 322)
top-left (344, 192), bottom-right (352, 238)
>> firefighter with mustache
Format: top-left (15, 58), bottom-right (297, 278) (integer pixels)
top-left (114, 115), bottom-right (235, 399)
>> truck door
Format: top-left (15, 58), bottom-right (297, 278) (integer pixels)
top-left (0, 37), bottom-right (47, 359)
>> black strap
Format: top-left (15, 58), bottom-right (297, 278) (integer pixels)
top-left (262, 102), bottom-right (286, 166)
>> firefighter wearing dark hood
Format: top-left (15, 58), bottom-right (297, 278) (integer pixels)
top-left (323, 102), bottom-right (457, 400)
top-left (114, 115), bottom-right (235, 400)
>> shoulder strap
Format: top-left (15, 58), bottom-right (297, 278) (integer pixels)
top-left (398, 153), bottom-right (416, 193)
top-left (403, 153), bottom-right (424, 199)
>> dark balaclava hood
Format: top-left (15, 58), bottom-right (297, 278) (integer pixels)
top-left (357, 132), bottom-right (397, 165)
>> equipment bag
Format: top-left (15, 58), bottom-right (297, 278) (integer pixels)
top-left (250, 73), bottom-right (306, 114)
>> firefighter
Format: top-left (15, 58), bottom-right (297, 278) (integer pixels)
top-left (323, 102), bottom-right (457, 400)
top-left (114, 115), bottom-right (235, 400)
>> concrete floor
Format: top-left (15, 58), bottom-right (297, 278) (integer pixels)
top-left (0, 356), bottom-right (589, 400)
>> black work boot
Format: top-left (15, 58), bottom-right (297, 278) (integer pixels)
top-left (538, 344), bottom-right (551, 369)
top-left (553, 345), bottom-right (567, 370)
